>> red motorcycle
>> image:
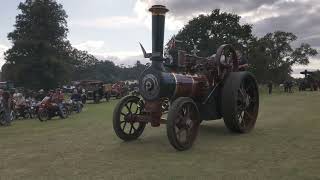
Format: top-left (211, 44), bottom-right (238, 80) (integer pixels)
top-left (37, 97), bottom-right (67, 121)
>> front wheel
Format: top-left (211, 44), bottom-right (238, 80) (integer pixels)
top-left (222, 72), bottom-right (259, 133)
top-left (167, 97), bottom-right (200, 151)
top-left (113, 96), bottom-right (146, 141)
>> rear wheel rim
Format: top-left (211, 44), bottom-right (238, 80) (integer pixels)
top-left (236, 77), bottom-right (259, 131)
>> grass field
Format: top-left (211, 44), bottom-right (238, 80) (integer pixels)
top-left (0, 90), bottom-right (320, 180)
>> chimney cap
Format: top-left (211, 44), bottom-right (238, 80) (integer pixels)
top-left (149, 5), bottom-right (169, 15)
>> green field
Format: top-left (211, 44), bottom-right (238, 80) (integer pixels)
top-left (0, 91), bottom-right (320, 180)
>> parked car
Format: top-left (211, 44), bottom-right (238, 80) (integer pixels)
top-left (79, 80), bottom-right (104, 103)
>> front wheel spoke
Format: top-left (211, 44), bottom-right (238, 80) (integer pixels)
top-left (129, 124), bottom-right (134, 134)
top-left (132, 123), bottom-right (138, 130)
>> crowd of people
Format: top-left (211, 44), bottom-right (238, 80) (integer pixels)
top-left (0, 87), bottom-right (84, 126)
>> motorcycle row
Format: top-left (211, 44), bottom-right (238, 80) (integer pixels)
top-left (0, 89), bottom-right (84, 126)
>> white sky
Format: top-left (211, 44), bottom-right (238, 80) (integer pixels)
top-left (0, 0), bottom-right (319, 77)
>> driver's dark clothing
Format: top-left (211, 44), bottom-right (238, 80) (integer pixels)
top-left (238, 56), bottom-right (248, 71)
top-left (71, 93), bottom-right (82, 102)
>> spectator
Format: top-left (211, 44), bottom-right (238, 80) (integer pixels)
top-left (267, 81), bottom-right (273, 94)
top-left (1, 90), bottom-right (12, 126)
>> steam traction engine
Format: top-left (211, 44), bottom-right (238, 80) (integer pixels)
top-left (113, 5), bottom-right (259, 151)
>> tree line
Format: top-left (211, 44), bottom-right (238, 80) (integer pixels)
top-left (172, 9), bottom-right (318, 83)
top-left (2, 0), bottom-right (318, 89)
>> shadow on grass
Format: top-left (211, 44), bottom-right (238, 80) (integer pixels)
top-left (199, 122), bottom-right (231, 137)
top-left (110, 122), bottom-right (238, 154)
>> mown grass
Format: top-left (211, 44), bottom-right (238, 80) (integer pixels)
top-left (0, 90), bottom-right (319, 180)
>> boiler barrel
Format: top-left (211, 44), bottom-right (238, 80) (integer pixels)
top-left (140, 70), bottom-right (209, 101)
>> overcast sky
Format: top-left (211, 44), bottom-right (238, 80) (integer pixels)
top-left (0, 0), bottom-right (319, 77)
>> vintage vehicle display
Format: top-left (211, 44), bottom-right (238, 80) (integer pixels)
top-left (37, 97), bottom-right (67, 121)
top-left (113, 5), bottom-right (260, 151)
top-left (104, 82), bottom-right (128, 100)
top-left (79, 80), bottom-right (104, 103)
top-left (299, 70), bottom-right (319, 91)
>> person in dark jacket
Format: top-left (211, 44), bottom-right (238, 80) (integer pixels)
top-left (71, 89), bottom-right (82, 113)
top-left (71, 89), bottom-right (82, 102)
top-left (267, 81), bottom-right (273, 94)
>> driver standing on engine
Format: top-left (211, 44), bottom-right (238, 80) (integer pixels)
top-left (236, 50), bottom-right (249, 71)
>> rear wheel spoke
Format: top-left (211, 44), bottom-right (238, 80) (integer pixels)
top-left (244, 111), bottom-right (254, 121)
top-left (122, 121), bottom-right (127, 130)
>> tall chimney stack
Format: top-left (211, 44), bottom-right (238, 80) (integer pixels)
top-left (149, 5), bottom-right (169, 68)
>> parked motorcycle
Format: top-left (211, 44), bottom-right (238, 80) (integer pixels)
top-left (37, 97), bottom-right (68, 121)
top-left (72, 100), bottom-right (83, 113)
top-left (13, 104), bottom-right (32, 120)
top-left (29, 100), bottom-right (39, 118)
top-left (65, 100), bottom-right (83, 114)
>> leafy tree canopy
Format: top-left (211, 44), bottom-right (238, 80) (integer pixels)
top-left (3, 0), bottom-right (72, 89)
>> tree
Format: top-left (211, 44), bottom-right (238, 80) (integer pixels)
top-left (69, 48), bottom-right (99, 79)
top-left (172, 9), bottom-right (253, 57)
top-left (249, 31), bottom-right (318, 83)
top-left (3, 0), bottom-right (72, 89)
top-left (170, 10), bottom-right (318, 83)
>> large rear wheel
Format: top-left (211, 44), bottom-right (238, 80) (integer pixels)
top-left (167, 97), bottom-right (200, 151)
top-left (222, 72), bottom-right (259, 133)
top-left (113, 96), bottom-right (146, 141)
